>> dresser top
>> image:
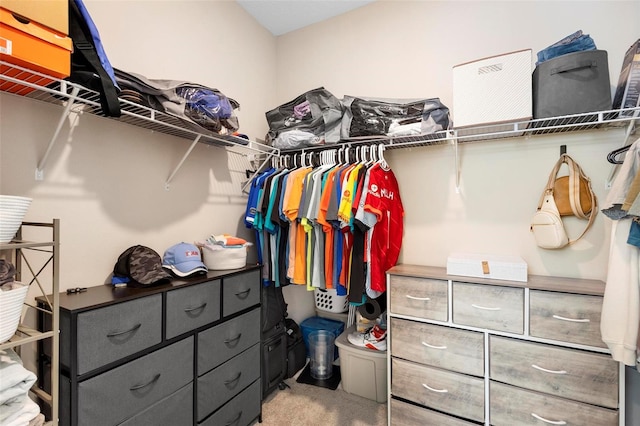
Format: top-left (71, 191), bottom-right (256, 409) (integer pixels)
top-left (387, 264), bottom-right (606, 296)
top-left (38, 264), bottom-right (261, 313)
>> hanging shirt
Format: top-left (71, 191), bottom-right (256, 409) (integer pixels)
top-left (362, 163), bottom-right (404, 292)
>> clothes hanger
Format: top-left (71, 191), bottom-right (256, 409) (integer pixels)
top-left (607, 144), bottom-right (630, 164)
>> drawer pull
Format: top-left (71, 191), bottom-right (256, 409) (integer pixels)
top-left (422, 383), bottom-right (448, 393)
top-left (405, 295), bottom-right (430, 301)
top-left (224, 411), bottom-right (242, 426)
top-left (129, 373), bottom-right (161, 391)
top-left (235, 288), bottom-right (251, 299)
top-left (224, 372), bottom-right (242, 385)
top-left (552, 314), bottom-right (590, 323)
top-left (224, 333), bottom-right (243, 344)
top-left (531, 413), bottom-right (567, 425)
top-left (531, 364), bottom-right (567, 375)
top-left (106, 323), bottom-right (142, 337)
top-left (471, 304), bottom-right (500, 311)
top-left (184, 302), bottom-right (207, 313)
top-left (421, 341), bottom-right (447, 350)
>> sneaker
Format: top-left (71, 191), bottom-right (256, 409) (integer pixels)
top-left (347, 324), bottom-right (387, 351)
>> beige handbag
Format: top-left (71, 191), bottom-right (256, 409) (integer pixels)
top-left (530, 154), bottom-right (597, 249)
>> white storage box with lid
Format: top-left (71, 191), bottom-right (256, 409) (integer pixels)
top-left (446, 253), bottom-right (528, 282)
top-left (335, 326), bottom-right (387, 403)
top-left (202, 245), bottom-right (247, 270)
top-left (453, 49), bottom-right (533, 128)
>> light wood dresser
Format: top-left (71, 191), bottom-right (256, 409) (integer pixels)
top-left (387, 264), bottom-right (623, 426)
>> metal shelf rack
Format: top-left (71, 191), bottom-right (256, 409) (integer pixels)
top-left (0, 61), bottom-right (280, 189)
top-left (0, 220), bottom-right (60, 426)
top-left (2, 61), bottom-right (638, 192)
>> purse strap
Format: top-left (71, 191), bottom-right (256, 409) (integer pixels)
top-left (537, 154), bottom-right (598, 245)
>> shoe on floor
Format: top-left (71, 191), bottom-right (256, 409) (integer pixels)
top-left (347, 324), bottom-right (387, 351)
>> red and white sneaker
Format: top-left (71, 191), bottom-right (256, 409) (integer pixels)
top-left (347, 325), bottom-right (387, 351)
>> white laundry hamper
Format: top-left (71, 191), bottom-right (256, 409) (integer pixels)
top-left (0, 282), bottom-right (29, 343)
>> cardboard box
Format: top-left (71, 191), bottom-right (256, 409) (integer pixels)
top-left (533, 50), bottom-right (611, 119)
top-left (0, 7), bottom-right (72, 94)
top-left (1, 0), bottom-right (68, 35)
top-left (612, 39), bottom-right (640, 117)
top-left (446, 253), bottom-right (528, 282)
top-left (453, 49), bottom-right (533, 128)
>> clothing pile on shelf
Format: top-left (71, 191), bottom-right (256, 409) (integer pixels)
top-left (244, 144), bottom-right (404, 305)
top-left (600, 136), bottom-right (640, 369)
top-left (113, 68), bottom-right (242, 137)
top-left (0, 348), bottom-right (44, 426)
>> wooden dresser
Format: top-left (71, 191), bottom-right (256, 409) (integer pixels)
top-left (39, 266), bottom-right (261, 426)
top-left (387, 264), bottom-right (623, 426)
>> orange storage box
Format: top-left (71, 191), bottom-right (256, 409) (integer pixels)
top-left (1, 0), bottom-right (68, 35)
top-left (0, 7), bottom-right (72, 95)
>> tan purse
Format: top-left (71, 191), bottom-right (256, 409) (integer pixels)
top-left (552, 155), bottom-right (594, 217)
top-left (530, 154), bottom-right (597, 249)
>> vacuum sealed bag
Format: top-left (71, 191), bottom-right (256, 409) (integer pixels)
top-left (341, 96), bottom-right (450, 139)
top-left (265, 87), bottom-right (343, 149)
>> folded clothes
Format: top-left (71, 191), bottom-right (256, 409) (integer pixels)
top-left (206, 234), bottom-right (248, 247)
top-left (0, 348), bottom-right (38, 424)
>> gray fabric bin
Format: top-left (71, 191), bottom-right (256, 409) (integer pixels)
top-left (533, 50), bottom-right (612, 119)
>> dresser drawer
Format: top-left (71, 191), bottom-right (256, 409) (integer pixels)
top-left (490, 381), bottom-right (618, 426)
top-left (197, 343), bottom-right (261, 422)
top-left (119, 383), bottom-right (193, 426)
top-left (392, 358), bottom-right (484, 423)
top-left (390, 318), bottom-right (484, 377)
top-left (197, 308), bottom-right (260, 375)
top-left (166, 279), bottom-right (221, 339)
top-left (199, 379), bottom-right (261, 426)
top-left (452, 282), bottom-right (523, 333)
top-left (222, 270), bottom-right (260, 317)
top-left (529, 290), bottom-right (606, 348)
top-left (73, 293), bottom-right (162, 375)
top-left (389, 275), bottom-right (448, 321)
top-left (489, 336), bottom-right (618, 408)
top-left (391, 398), bottom-right (477, 426)
top-left (77, 336), bottom-right (193, 426)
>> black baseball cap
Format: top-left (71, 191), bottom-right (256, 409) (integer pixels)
top-left (113, 245), bottom-right (172, 287)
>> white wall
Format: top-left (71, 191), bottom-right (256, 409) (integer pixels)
top-left (0, 1), bottom-right (638, 318)
top-left (273, 0), bottom-right (639, 320)
top-left (0, 1), bottom-right (276, 293)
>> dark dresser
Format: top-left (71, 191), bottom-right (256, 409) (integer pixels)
top-left (39, 265), bottom-right (261, 426)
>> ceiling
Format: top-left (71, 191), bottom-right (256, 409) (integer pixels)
top-left (236, 0), bottom-right (375, 36)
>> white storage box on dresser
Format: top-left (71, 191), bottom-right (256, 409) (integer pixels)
top-left (386, 264), bottom-right (623, 426)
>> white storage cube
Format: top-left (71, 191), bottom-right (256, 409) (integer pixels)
top-left (447, 253), bottom-right (528, 282)
top-left (453, 49), bottom-right (533, 129)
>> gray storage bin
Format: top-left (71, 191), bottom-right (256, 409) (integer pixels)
top-left (533, 50), bottom-right (612, 119)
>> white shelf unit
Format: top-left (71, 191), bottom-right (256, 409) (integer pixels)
top-left (2, 60), bottom-right (639, 191)
top-left (0, 220), bottom-right (60, 426)
top-left (0, 61), bottom-right (280, 189)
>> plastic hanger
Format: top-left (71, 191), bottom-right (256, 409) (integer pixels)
top-left (607, 144), bottom-right (630, 164)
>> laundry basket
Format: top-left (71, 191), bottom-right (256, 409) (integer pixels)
top-left (0, 282), bottom-right (29, 343)
top-left (0, 195), bottom-right (32, 243)
top-left (314, 288), bottom-right (349, 313)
